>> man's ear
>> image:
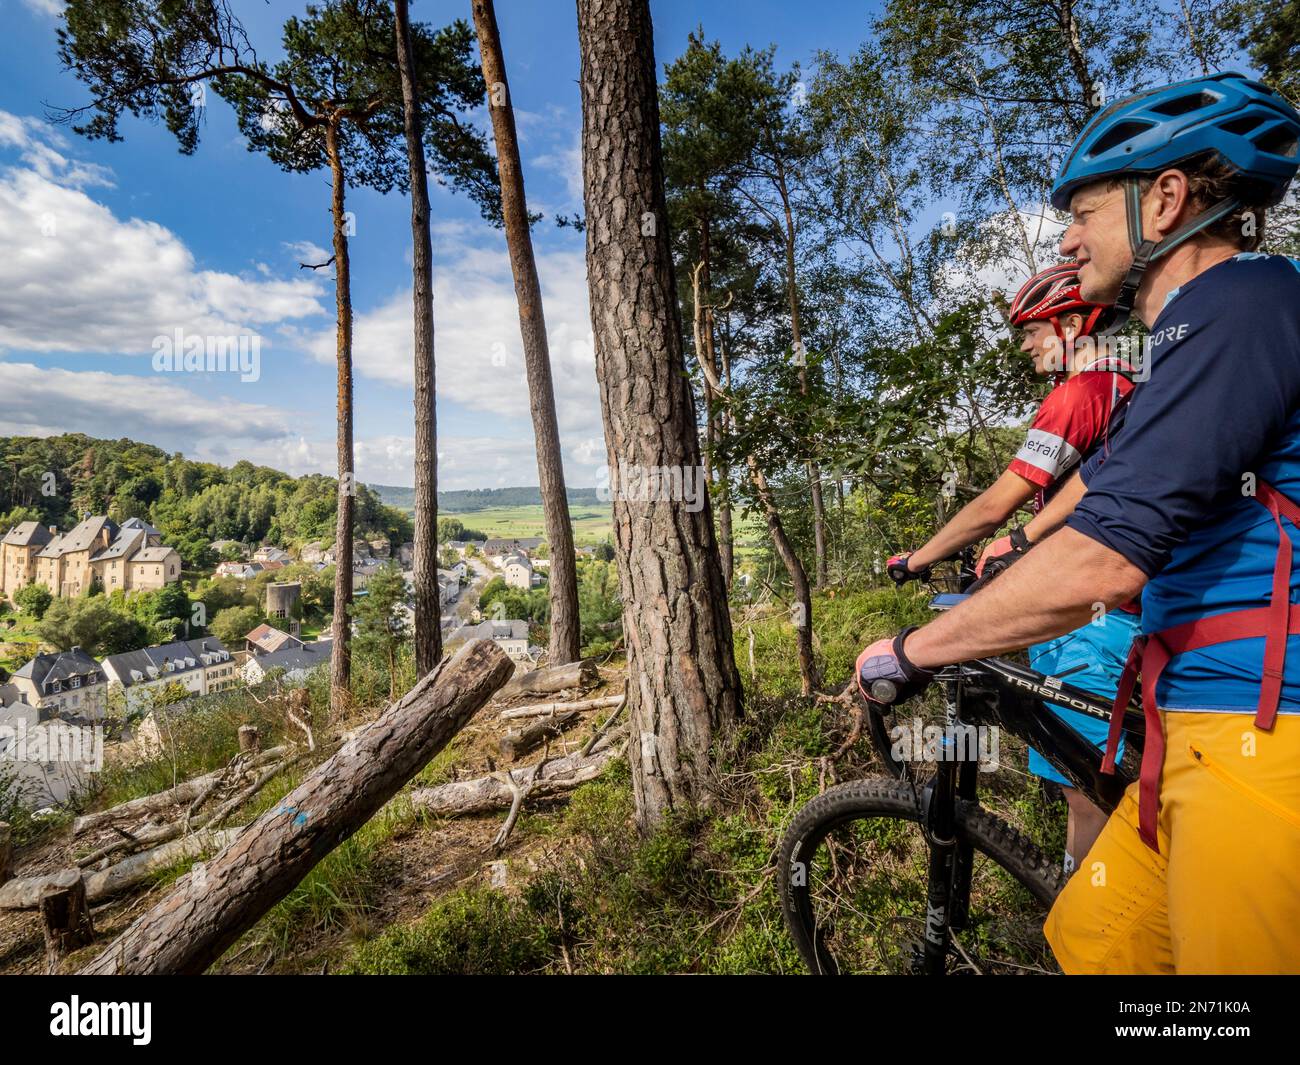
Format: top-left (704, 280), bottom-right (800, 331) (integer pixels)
top-left (1145, 169), bottom-right (1192, 241)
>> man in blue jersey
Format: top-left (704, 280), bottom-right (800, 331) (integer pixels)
top-left (855, 72), bottom-right (1300, 973)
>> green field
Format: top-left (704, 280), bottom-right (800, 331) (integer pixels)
top-left (446, 504), bottom-right (613, 546)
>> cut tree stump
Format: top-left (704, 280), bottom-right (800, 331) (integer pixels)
top-left (78, 638), bottom-right (514, 975)
top-left (238, 725), bottom-right (260, 753)
top-left (40, 872), bottom-right (93, 972)
top-left (499, 711), bottom-right (580, 761)
top-left (497, 659), bottom-right (596, 701)
top-left (0, 822), bottom-right (11, 886)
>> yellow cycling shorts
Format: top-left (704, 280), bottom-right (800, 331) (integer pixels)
top-left (1044, 708), bottom-right (1300, 974)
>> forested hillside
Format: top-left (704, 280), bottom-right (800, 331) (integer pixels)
top-left (0, 434), bottom-right (412, 569)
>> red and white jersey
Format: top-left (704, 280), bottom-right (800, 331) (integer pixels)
top-left (1008, 366), bottom-right (1134, 510)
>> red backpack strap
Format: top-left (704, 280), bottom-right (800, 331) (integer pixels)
top-left (1252, 482), bottom-right (1300, 731)
top-left (1101, 636), bottom-right (1144, 774)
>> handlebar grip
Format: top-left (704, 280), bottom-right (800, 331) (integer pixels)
top-left (870, 679), bottom-right (898, 703)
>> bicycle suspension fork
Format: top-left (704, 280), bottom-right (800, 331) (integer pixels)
top-left (919, 674), bottom-right (977, 973)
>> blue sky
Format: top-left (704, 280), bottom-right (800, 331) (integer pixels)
top-left (0, 0), bottom-right (881, 489)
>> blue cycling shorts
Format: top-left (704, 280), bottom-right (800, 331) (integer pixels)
top-left (1027, 610), bottom-right (1141, 787)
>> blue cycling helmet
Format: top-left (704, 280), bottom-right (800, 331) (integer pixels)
top-left (1052, 72), bottom-right (1300, 334)
top-left (1052, 72), bottom-right (1300, 211)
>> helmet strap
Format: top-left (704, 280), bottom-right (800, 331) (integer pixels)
top-left (1098, 178), bottom-right (1241, 337)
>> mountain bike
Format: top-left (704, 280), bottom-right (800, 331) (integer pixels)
top-left (778, 566), bottom-right (1145, 975)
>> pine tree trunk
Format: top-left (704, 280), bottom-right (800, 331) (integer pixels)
top-left (326, 118), bottom-right (354, 717)
top-left (577, 0), bottom-right (743, 830)
top-left (395, 0), bottom-right (443, 678)
top-left (473, 0), bottom-right (581, 664)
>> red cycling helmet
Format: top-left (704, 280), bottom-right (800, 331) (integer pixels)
top-left (1008, 262), bottom-right (1109, 340)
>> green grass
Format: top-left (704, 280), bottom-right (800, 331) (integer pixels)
top-left (444, 504), bottom-right (612, 546)
top-left (335, 584), bottom-right (1067, 976)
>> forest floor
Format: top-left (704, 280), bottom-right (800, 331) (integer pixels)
top-left (0, 586), bottom-right (1069, 975)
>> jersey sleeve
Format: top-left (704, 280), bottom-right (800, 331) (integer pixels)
top-left (1066, 258), bottom-right (1300, 576)
top-left (1007, 375), bottom-right (1124, 488)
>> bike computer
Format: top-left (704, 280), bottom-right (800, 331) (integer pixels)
top-left (928, 593), bottom-right (969, 611)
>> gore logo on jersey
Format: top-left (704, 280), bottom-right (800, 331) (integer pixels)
top-left (1148, 322), bottom-right (1188, 348)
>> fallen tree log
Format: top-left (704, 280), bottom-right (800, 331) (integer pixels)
top-left (78, 638), bottom-right (514, 975)
top-left (409, 734), bottom-right (625, 818)
top-left (499, 693), bottom-right (624, 721)
top-left (497, 659), bottom-right (597, 701)
top-left (0, 827), bottom-right (245, 910)
top-left (75, 755), bottom-right (297, 868)
top-left (499, 711), bottom-right (580, 761)
top-left (72, 746), bottom-right (289, 837)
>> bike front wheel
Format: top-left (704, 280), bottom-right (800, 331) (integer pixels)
top-left (779, 777), bottom-right (1065, 974)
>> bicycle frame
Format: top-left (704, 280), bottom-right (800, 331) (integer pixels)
top-left (892, 594), bottom-right (1144, 973)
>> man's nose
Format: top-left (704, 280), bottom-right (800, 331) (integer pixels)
top-left (1059, 221), bottom-right (1082, 257)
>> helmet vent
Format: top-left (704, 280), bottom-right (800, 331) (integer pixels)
top-left (1255, 126), bottom-right (1299, 158)
top-left (1221, 115), bottom-right (1265, 136)
top-left (1089, 120), bottom-right (1154, 157)
top-left (1150, 91), bottom-right (1217, 116)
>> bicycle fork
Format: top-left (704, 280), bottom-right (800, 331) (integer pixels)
top-left (917, 677), bottom-right (978, 974)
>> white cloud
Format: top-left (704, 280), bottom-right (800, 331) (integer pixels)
top-left (307, 237), bottom-right (601, 442)
top-left (20, 0), bottom-right (63, 19)
top-left (0, 361), bottom-right (299, 448)
top-left (0, 112), bottom-right (326, 357)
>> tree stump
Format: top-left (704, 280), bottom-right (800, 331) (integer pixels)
top-left (40, 871), bottom-right (93, 973)
top-left (0, 822), bottom-right (12, 886)
top-left (238, 725), bottom-right (260, 753)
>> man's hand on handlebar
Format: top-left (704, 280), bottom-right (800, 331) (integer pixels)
top-left (886, 552), bottom-right (930, 586)
top-left (856, 626), bottom-right (935, 707)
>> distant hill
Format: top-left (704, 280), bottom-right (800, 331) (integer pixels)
top-left (370, 485), bottom-right (603, 513)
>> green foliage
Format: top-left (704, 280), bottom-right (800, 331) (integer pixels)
top-left (478, 576), bottom-right (548, 626)
top-left (12, 583), bottom-right (52, 620)
top-left (0, 434), bottom-right (411, 570)
top-left (342, 887), bottom-right (561, 975)
top-left (351, 562), bottom-right (410, 697)
top-left (210, 605), bottom-right (263, 646)
top-left (37, 596), bottom-right (148, 656)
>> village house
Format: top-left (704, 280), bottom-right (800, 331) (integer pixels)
top-left (101, 637), bottom-right (238, 712)
top-left (449, 619), bottom-right (531, 661)
top-left (214, 560), bottom-right (264, 580)
top-left (0, 515), bottom-right (181, 602)
top-left (482, 537), bottom-right (544, 558)
top-left (437, 569), bottom-right (459, 607)
top-left (244, 623), bottom-right (304, 657)
top-left (251, 545), bottom-right (292, 565)
top-left (6, 648), bottom-right (108, 720)
top-left (240, 638), bottom-right (333, 686)
top-left (501, 553), bottom-right (534, 590)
